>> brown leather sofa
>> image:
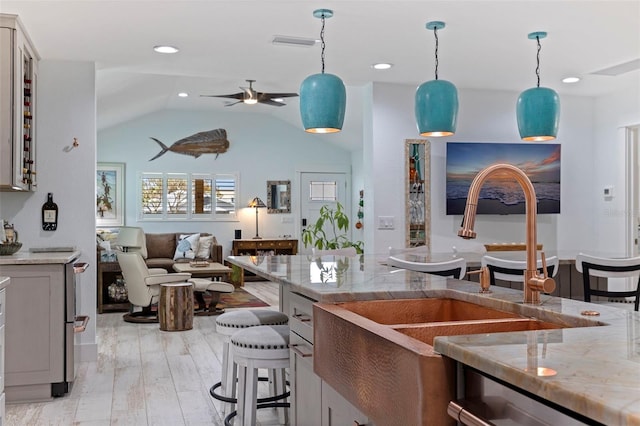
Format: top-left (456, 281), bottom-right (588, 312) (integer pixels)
top-left (144, 232), bottom-right (223, 271)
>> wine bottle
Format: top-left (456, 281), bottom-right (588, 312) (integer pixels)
top-left (42, 193), bottom-right (58, 231)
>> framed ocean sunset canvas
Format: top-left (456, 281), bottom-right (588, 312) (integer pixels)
top-left (446, 142), bottom-right (561, 215)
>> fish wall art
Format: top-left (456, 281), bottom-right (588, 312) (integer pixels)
top-left (149, 128), bottom-right (230, 161)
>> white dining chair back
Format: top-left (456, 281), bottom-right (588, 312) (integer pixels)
top-left (481, 255), bottom-right (559, 286)
top-left (387, 256), bottom-right (466, 280)
top-left (575, 253), bottom-right (640, 311)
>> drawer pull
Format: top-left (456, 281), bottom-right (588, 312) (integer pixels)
top-left (74, 315), bottom-right (90, 333)
top-left (290, 344), bottom-right (313, 358)
top-left (447, 401), bottom-right (495, 426)
top-left (293, 313), bottom-right (311, 322)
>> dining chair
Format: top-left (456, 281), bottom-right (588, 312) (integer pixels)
top-left (481, 255), bottom-right (559, 289)
top-left (575, 253), bottom-right (640, 311)
top-left (387, 256), bottom-right (466, 279)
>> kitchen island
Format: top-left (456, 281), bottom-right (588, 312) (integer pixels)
top-left (227, 254), bottom-right (640, 425)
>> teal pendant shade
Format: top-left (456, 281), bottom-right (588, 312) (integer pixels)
top-left (517, 87), bottom-right (560, 141)
top-left (300, 73), bottom-right (346, 133)
top-left (415, 79), bottom-right (458, 137)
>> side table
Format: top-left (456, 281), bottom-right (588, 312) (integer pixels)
top-left (159, 282), bottom-right (194, 332)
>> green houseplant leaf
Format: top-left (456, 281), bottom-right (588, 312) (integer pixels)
top-left (301, 202), bottom-right (364, 254)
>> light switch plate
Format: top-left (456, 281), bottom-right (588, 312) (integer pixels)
top-left (378, 216), bottom-right (395, 230)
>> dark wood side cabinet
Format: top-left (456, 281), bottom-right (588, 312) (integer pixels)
top-left (230, 238), bottom-right (298, 285)
top-left (97, 261), bottom-right (130, 313)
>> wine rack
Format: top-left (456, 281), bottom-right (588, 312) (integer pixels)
top-left (22, 55), bottom-right (35, 187)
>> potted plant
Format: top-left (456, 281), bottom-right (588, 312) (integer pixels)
top-left (302, 202), bottom-right (364, 254)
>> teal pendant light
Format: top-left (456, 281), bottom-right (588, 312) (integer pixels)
top-left (415, 21), bottom-right (458, 137)
top-left (516, 31), bottom-right (560, 141)
top-left (300, 9), bottom-right (346, 134)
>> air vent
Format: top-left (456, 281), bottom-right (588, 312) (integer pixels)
top-left (591, 58), bottom-right (640, 76)
top-left (272, 35), bottom-right (317, 47)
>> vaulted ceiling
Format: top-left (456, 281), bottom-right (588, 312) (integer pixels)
top-left (3, 0), bottom-right (639, 150)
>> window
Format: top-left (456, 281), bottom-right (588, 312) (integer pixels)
top-left (139, 172), bottom-right (238, 221)
top-left (309, 180), bottom-right (337, 201)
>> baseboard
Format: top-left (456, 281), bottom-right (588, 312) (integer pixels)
top-left (77, 342), bottom-right (98, 362)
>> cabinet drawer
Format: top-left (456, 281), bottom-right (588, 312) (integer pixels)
top-left (256, 241), bottom-right (276, 250)
top-left (290, 331), bottom-right (313, 369)
top-left (289, 292), bottom-right (314, 344)
top-left (234, 241), bottom-right (257, 251)
top-left (0, 289), bottom-right (4, 328)
top-left (275, 241), bottom-right (295, 249)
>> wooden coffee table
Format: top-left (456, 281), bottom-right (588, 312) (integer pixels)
top-left (173, 261), bottom-right (232, 281)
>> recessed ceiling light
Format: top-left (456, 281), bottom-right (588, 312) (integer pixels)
top-left (562, 76), bottom-right (580, 84)
top-left (153, 45), bottom-right (179, 54)
top-left (372, 63), bottom-right (393, 70)
top-left (177, 92), bottom-right (188, 97)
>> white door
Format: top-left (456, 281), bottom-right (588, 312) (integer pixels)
top-left (299, 172), bottom-right (349, 254)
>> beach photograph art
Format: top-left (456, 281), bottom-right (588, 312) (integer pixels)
top-left (446, 143), bottom-right (561, 215)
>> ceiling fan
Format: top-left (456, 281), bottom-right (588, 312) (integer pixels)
top-left (201, 79), bottom-right (298, 107)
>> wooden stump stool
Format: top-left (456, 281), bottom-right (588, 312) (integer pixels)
top-left (159, 282), bottom-right (194, 331)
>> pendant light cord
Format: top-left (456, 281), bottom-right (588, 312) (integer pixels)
top-left (320, 13), bottom-right (326, 74)
top-left (535, 35), bottom-right (541, 87)
top-left (433, 27), bottom-right (439, 80)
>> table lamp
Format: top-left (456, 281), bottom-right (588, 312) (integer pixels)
top-left (248, 197), bottom-right (266, 239)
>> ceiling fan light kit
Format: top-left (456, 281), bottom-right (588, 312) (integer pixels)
top-left (300, 8), bottom-right (346, 134)
top-left (415, 21), bottom-right (459, 138)
top-left (516, 31), bottom-right (560, 141)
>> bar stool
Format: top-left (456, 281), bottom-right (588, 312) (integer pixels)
top-left (230, 324), bottom-right (290, 426)
top-left (211, 310), bottom-right (289, 417)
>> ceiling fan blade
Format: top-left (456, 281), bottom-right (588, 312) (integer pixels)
top-left (258, 99), bottom-right (286, 107)
top-left (224, 100), bottom-right (244, 107)
top-left (259, 92), bottom-right (299, 99)
top-left (200, 92), bottom-right (244, 100)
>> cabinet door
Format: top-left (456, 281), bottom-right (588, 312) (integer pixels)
top-left (322, 381), bottom-right (370, 426)
top-left (290, 332), bottom-right (321, 425)
top-left (0, 27), bottom-right (15, 189)
top-left (2, 264), bottom-right (65, 387)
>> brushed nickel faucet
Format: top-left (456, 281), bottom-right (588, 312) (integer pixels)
top-left (458, 163), bottom-right (555, 304)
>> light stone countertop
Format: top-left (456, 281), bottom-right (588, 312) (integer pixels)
top-left (0, 276), bottom-right (9, 290)
top-left (228, 254), bottom-right (640, 426)
top-left (0, 250), bottom-right (81, 265)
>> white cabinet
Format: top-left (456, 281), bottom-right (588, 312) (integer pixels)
top-left (1, 264), bottom-right (67, 402)
top-left (0, 14), bottom-right (39, 192)
top-left (286, 289), bottom-right (371, 425)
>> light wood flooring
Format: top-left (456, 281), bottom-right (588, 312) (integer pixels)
top-left (5, 281), bottom-right (283, 426)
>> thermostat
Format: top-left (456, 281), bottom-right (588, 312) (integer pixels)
top-left (604, 186), bottom-right (614, 198)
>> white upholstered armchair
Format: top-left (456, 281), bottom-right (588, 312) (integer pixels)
top-left (116, 251), bottom-right (192, 323)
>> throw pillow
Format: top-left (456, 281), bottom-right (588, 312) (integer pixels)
top-left (173, 233), bottom-right (200, 261)
top-left (195, 235), bottom-right (214, 259)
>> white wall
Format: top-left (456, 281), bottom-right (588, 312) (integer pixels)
top-left (593, 76), bottom-right (640, 253)
top-left (367, 82), bottom-right (598, 255)
top-left (0, 60), bottom-right (98, 360)
top-left (98, 109), bottom-right (352, 256)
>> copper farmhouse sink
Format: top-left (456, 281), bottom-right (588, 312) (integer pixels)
top-left (335, 298), bottom-right (522, 324)
top-left (313, 298), bottom-right (580, 426)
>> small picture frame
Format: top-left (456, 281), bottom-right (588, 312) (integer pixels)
top-left (96, 163), bottom-right (125, 227)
